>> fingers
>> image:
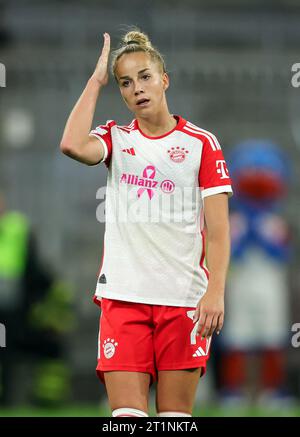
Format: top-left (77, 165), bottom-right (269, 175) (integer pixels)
top-left (207, 314), bottom-right (218, 338)
top-left (102, 32), bottom-right (111, 55)
top-left (93, 33), bottom-right (110, 85)
top-left (193, 307), bottom-right (200, 323)
top-left (196, 312), bottom-right (208, 338)
top-left (99, 33), bottom-right (110, 65)
top-left (216, 312), bottom-right (224, 335)
top-left (96, 33), bottom-right (110, 63)
top-left (196, 312), bottom-right (224, 339)
top-left (199, 314), bottom-right (213, 339)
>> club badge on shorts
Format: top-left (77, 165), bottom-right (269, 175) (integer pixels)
top-left (103, 338), bottom-right (118, 359)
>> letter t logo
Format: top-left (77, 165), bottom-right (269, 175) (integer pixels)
top-left (216, 160), bottom-right (229, 179)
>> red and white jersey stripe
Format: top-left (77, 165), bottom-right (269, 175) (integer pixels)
top-left (183, 121), bottom-right (222, 151)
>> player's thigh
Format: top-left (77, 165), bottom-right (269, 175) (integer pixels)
top-left (104, 371), bottom-right (151, 412)
top-left (156, 369), bottom-right (201, 414)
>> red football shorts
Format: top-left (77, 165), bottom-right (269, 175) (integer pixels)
top-left (95, 297), bottom-right (212, 384)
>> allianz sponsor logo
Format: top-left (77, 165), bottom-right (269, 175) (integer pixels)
top-left (120, 173), bottom-right (158, 189)
top-left (120, 165), bottom-right (175, 199)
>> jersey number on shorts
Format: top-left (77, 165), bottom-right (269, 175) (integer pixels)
top-left (186, 310), bottom-right (198, 345)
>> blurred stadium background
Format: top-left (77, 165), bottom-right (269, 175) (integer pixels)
top-left (0, 0), bottom-right (300, 417)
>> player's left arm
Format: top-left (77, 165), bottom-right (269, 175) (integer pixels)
top-left (193, 193), bottom-right (231, 339)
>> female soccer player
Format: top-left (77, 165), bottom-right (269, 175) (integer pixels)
top-left (60, 29), bottom-right (232, 417)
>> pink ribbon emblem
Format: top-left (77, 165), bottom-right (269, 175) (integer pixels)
top-left (137, 165), bottom-right (156, 199)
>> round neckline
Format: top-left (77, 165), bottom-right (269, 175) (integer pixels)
top-left (135, 115), bottom-right (185, 139)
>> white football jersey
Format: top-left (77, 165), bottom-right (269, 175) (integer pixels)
top-left (90, 116), bottom-right (232, 307)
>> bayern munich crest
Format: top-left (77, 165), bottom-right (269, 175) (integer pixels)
top-left (168, 147), bottom-right (189, 163)
top-left (103, 338), bottom-right (118, 359)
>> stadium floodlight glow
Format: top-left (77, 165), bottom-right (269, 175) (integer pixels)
top-left (0, 322), bottom-right (6, 348)
top-left (0, 63), bottom-right (6, 87)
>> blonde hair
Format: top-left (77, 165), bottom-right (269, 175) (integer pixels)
top-left (111, 28), bottom-right (167, 78)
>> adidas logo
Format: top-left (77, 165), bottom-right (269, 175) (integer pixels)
top-left (192, 337), bottom-right (211, 358)
top-left (193, 346), bottom-right (207, 357)
top-left (122, 147), bottom-right (136, 156)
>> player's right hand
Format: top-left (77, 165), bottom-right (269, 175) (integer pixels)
top-left (91, 32), bottom-right (111, 86)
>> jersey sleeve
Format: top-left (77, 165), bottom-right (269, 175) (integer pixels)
top-left (198, 136), bottom-right (233, 199)
top-left (89, 120), bottom-right (115, 167)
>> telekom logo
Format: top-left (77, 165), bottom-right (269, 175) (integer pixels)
top-left (216, 160), bottom-right (230, 179)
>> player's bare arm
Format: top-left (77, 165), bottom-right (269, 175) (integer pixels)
top-left (60, 33), bottom-right (111, 165)
top-left (193, 193), bottom-right (230, 339)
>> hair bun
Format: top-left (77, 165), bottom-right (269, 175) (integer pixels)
top-left (123, 30), bottom-right (152, 49)
top-left (126, 40), bottom-right (139, 45)
top-left (111, 27), bottom-right (167, 76)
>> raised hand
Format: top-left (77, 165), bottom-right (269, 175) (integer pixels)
top-left (91, 32), bottom-right (111, 86)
